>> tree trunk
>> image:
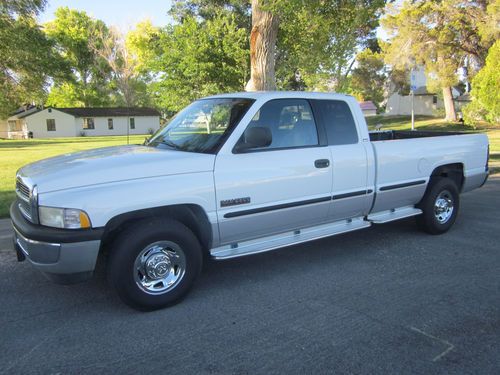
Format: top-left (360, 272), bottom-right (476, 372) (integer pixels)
top-left (245, 0), bottom-right (279, 91)
top-left (442, 86), bottom-right (457, 122)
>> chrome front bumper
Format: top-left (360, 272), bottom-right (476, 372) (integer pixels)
top-left (13, 227), bottom-right (101, 284)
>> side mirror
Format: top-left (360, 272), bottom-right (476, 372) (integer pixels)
top-left (235, 126), bottom-right (272, 152)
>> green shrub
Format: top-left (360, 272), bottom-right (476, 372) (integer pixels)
top-left (464, 41), bottom-right (500, 125)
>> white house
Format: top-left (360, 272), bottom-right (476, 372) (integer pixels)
top-left (0, 107), bottom-right (161, 139)
top-left (385, 89), bottom-right (444, 116)
top-left (385, 66), bottom-right (466, 117)
top-left (0, 106), bottom-right (37, 139)
top-left (385, 67), bottom-right (445, 116)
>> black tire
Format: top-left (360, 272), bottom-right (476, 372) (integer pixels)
top-left (107, 218), bottom-right (203, 311)
top-left (416, 177), bottom-right (460, 235)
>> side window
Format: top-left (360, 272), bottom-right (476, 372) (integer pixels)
top-left (313, 100), bottom-right (358, 145)
top-left (239, 99), bottom-right (318, 151)
top-left (129, 118), bottom-right (135, 129)
top-left (46, 119), bottom-right (56, 131)
top-left (83, 118), bottom-right (95, 129)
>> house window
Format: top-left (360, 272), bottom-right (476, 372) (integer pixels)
top-left (83, 118), bottom-right (95, 129)
top-left (108, 118), bottom-right (113, 130)
top-left (8, 120), bottom-right (17, 132)
top-left (433, 95), bottom-right (438, 104)
top-left (46, 119), bottom-right (56, 131)
top-left (129, 117), bottom-right (135, 129)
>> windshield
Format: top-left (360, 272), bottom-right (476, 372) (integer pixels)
top-left (147, 98), bottom-right (254, 153)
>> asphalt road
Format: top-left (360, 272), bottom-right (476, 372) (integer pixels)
top-left (1, 177), bottom-right (499, 374)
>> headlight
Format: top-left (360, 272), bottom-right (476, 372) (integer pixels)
top-left (39, 206), bottom-right (91, 229)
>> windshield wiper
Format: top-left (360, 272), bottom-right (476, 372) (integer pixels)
top-left (161, 139), bottom-right (183, 151)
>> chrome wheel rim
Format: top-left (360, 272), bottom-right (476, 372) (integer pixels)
top-left (434, 190), bottom-right (454, 224)
top-left (134, 241), bottom-right (186, 295)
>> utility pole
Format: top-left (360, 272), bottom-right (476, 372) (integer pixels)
top-left (410, 69), bottom-right (417, 131)
top-left (411, 90), bottom-right (415, 131)
top-left (127, 107), bottom-right (130, 145)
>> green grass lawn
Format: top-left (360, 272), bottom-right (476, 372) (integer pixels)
top-left (0, 135), bottom-right (147, 218)
top-left (0, 117), bottom-right (498, 219)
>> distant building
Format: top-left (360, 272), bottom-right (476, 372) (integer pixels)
top-left (0, 106), bottom-right (37, 139)
top-left (385, 66), bottom-right (462, 116)
top-left (359, 101), bottom-right (378, 117)
top-left (385, 88), bottom-right (444, 116)
top-left (0, 107), bottom-right (160, 139)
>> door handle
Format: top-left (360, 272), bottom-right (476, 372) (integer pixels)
top-left (314, 159), bottom-right (330, 168)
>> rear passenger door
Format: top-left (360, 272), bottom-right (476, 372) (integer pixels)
top-left (311, 100), bottom-right (371, 221)
top-left (214, 99), bottom-right (333, 244)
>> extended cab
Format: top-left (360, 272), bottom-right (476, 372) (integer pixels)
top-left (11, 92), bottom-right (489, 310)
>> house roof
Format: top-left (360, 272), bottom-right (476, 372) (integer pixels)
top-left (359, 101), bottom-right (377, 111)
top-left (13, 107), bottom-right (42, 119)
top-left (54, 107), bottom-right (160, 117)
top-left (13, 106), bottom-right (161, 119)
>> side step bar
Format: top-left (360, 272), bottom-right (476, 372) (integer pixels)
top-left (210, 217), bottom-right (371, 260)
top-left (367, 206), bottom-right (422, 224)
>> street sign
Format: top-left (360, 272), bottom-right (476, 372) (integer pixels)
top-left (410, 70), bottom-right (417, 92)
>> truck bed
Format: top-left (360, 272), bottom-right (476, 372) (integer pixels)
top-left (367, 131), bottom-right (488, 213)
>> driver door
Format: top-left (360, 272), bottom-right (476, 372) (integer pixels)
top-left (214, 99), bottom-right (333, 244)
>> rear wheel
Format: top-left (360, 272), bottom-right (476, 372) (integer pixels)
top-left (416, 177), bottom-right (460, 235)
top-left (107, 218), bottom-right (202, 311)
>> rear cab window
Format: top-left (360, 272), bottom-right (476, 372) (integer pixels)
top-left (311, 100), bottom-right (359, 145)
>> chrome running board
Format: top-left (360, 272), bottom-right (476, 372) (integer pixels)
top-left (367, 206), bottom-right (422, 224)
top-left (210, 217), bottom-right (371, 260)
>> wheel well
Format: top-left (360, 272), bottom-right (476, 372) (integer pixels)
top-left (100, 204), bottom-right (213, 254)
top-left (430, 163), bottom-right (464, 190)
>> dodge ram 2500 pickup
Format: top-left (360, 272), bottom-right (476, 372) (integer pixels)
top-left (11, 92), bottom-right (489, 310)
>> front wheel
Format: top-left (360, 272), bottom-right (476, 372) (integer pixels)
top-left (107, 218), bottom-right (203, 311)
top-left (416, 177), bottom-right (460, 235)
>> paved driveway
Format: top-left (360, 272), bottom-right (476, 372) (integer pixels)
top-left (1, 177), bottom-right (499, 374)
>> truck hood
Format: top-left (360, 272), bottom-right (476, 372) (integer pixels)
top-left (18, 145), bottom-right (216, 193)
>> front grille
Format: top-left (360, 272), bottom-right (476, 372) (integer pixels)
top-left (16, 179), bottom-right (30, 201)
top-left (15, 178), bottom-right (33, 222)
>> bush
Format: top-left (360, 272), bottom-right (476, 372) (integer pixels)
top-left (464, 41), bottom-right (500, 125)
top-left (462, 101), bottom-right (489, 127)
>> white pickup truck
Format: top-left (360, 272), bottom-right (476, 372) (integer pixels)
top-left (11, 92), bottom-right (489, 310)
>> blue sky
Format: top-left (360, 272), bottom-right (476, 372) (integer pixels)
top-left (39, 0), bottom-right (174, 28)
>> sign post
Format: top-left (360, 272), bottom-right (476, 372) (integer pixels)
top-left (410, 70), bottom-right (417, 131)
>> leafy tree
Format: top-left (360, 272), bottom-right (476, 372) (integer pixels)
top-left (126, 20), bottom-right (164, 107)
top-left (273, 0), bottom-right (385, 91)
top-left (0, 0), bottom-right (67, 117)
top-left (90, 26), bottom-right (154, 107)
top-left (382, 0), bottom-right (496, 122)
top-left (463, 41), bottom-right (500, 124)
top-left (45, 7), bottom-right (112, 107)
top-left (170, 0), bottom-right (251, 29)
top-left (169, 0), bottom-right (386, 92)
top-left (141, 13), bottom-right (249, 112)
top-left (349, 49), bottom-right (386, 108)
top-left (478, 0), bottom-right (500, 45)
